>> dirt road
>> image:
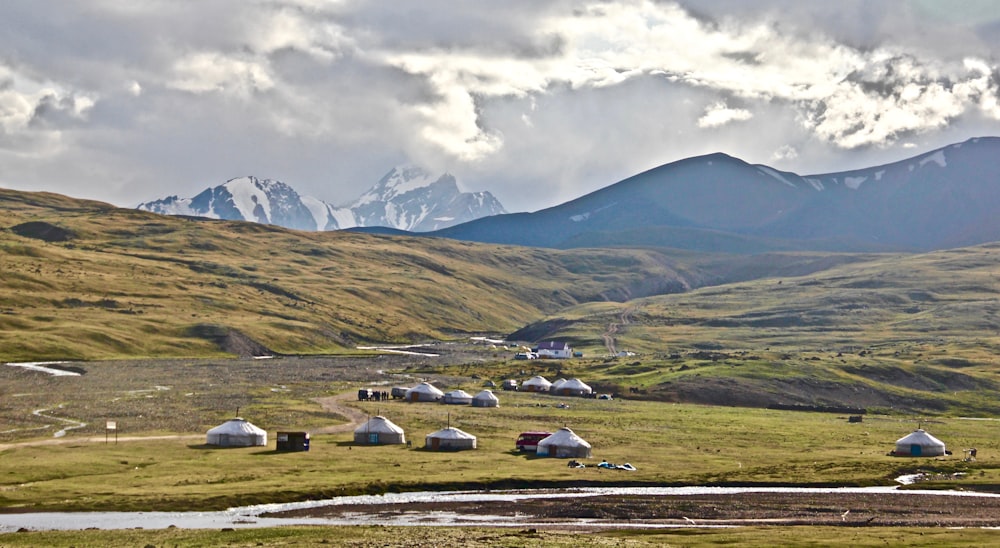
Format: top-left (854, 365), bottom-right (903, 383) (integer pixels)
top-left (602, 306), bottom-right (636, 356)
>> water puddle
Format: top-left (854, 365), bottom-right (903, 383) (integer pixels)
top-left (4, 362), bottom-right (80, 377)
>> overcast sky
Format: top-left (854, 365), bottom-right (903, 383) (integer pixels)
top-left (2, 1), bottom-right (1000, 213)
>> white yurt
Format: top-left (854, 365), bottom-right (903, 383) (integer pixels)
top-left (522, 375), bottom-right (552, 393)
top-left (424, 427), bottom-right (477, 451)
top-left (550, 378), bottom-right (567, 393)
top-left (471, 389), bottom-right (500, 408)
top-left (206, 418), bottom-right (267, 447)
top-left (354, 415), bottom-right (406, 445)
top-left (552, 378), bottom-right (592, 397)
top-left (406, 382), bottom-right (445, 402)
top-left (536, 427), bottom-right (592, 458)
top-left (893, 429), bottom-right (947, 457)
top-left (442, 389), bottom-right (473, 405)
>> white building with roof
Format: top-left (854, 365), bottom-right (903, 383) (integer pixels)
top-left (354, 415), bottom-right (406, 445)
top-left (551, 378), bottom-right (592, 397)
top-left (893, 429), bottom-right (946, 457)
top-left (471, 390), bottom-right (500, 407)
top-left (442, 389), bottom-right (473, 405)
top-left (536, 427), bottom-right (592, 458)
top-left (424, 427), bottom-right (477, 451)
top-left (405, 382), bottom-right (444, 402)
top-left (206, 418), bottom-right (267, 447)
top-left (522, 376), bottom-right (552, 393)
top-left (536, 341), bottom-right (572, 359)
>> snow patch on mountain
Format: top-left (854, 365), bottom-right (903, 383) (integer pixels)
top-left (920, 150), bottom-right (947, 168)
top-left (226, 177), bottom-right (272, 223)
top-left (755, 166), bottom-right (796, 188)
top-left (327, 206), bottom-right (357, 230)
top-left (804, 178), bottom-right (824, 191)
top-left (844, 176), bottom-right (867, 190)
top-left (570, 202), bottom-right (617, 222)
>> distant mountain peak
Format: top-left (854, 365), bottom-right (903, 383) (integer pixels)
top-left (352, 166), bottom-right (504, 231)
top-left (137, 167), bottom-right (506, 232)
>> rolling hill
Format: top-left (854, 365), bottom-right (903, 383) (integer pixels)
top-left (513, 242), bottom-right (1000, 414)
top-left (1, 187), bottom-right (755, 360)
top-left (6, 186), bottom-right (1000, 415)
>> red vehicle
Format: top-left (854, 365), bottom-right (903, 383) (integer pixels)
top-left (516, 431), bottom-right (552, 452)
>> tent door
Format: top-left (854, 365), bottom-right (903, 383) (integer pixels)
top-left (432, 438), bottom-right (440, 450)
top-left (369, 433), bottom-right (379, 444)
top-left (911, 444), bottom-right (922, 456)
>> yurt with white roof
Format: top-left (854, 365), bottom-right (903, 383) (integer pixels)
top-left (893, 429), bottom-right (947, 457)
top-left (550, 378), bottom-right (567, 393)
top-left (424, 427), bottom-right (477, 451)
top-left (405, 382), bottom-right (444, 402)
top-left (536, 427), bottom-right (592, 458)
top-left (551, 378), bottom-right (592, 397)
top-left (354, 415), bottom-right (406, 445)
top-left (442, 389), bottom-right (473, 405)
top-left (522, 375), bottom-right (552, 393)
top-left (206, 418), bottom-right (267, 447)
top-left (471, 389), bottom-right (500, 408)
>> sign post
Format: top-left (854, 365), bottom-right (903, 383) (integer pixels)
top-left (106, 421), bottom-right (117, 444)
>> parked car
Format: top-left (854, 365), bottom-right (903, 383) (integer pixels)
top-left (390, 386), bottom-right (409, 399)
top-left (515, 431), bottom-right (553, 452)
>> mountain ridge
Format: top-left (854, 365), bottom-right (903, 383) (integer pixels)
top-left (137, 166), bottom-right (507, 232)
top-left (430, 137), bottom-right (1000, 252)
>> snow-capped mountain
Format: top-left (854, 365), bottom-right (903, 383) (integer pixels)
top-left (352, 166), bottom-right (507, 232)
top-left (137, 176), bottom-right (320, 231)
top-left (433, 137), bottom-right (1000, 252)
top-left (137, 167), bottom-right (506, 232)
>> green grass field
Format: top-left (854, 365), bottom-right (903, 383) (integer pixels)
top-left (2, 366), bottom-right (999, 513)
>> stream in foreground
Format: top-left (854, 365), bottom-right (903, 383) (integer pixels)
top-left (4, 485), bottom-right (1000, 532)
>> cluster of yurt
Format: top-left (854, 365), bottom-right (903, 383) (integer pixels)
top-left (205, 417), bottom-right (268, 447)
top-left (351, 414), bottom-right (479, 452)
top-left (405, 382), bottom-right (444, 402)
top-left (892, 429), bottom-right (947, 457)
top-left (354, 415), bottom-right (407, 445)
top-left (400, 384), bottom-right (500, 407)
top-left (512, 376), bottom-right (593, 397)
top-left (536, 427), bottom-right (592, 458)
top-left (424, 427), bottom-right (477, 451)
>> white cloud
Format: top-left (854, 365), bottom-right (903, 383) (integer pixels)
top-left (2, 0), bottom-right (1000, 211)
top-left (0, 64), bottom-right (93, 155)
top-left (698, 101), bottom-right (753, 128)
top-left (772, 144), bottom-right (798, 161)
top-left (169, 52), bottom-right (275, 97)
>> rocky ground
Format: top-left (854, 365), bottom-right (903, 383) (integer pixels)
top-left (270, 491), bottom-right (1000, 528)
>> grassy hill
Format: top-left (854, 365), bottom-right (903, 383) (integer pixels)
top-left (5, 188), bottom-right (810, 361)
top-left (509, 243), bottom-right (1000, 414)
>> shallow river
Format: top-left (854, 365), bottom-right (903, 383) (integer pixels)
top-left (3, 485), bottom-right (1000, 532)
